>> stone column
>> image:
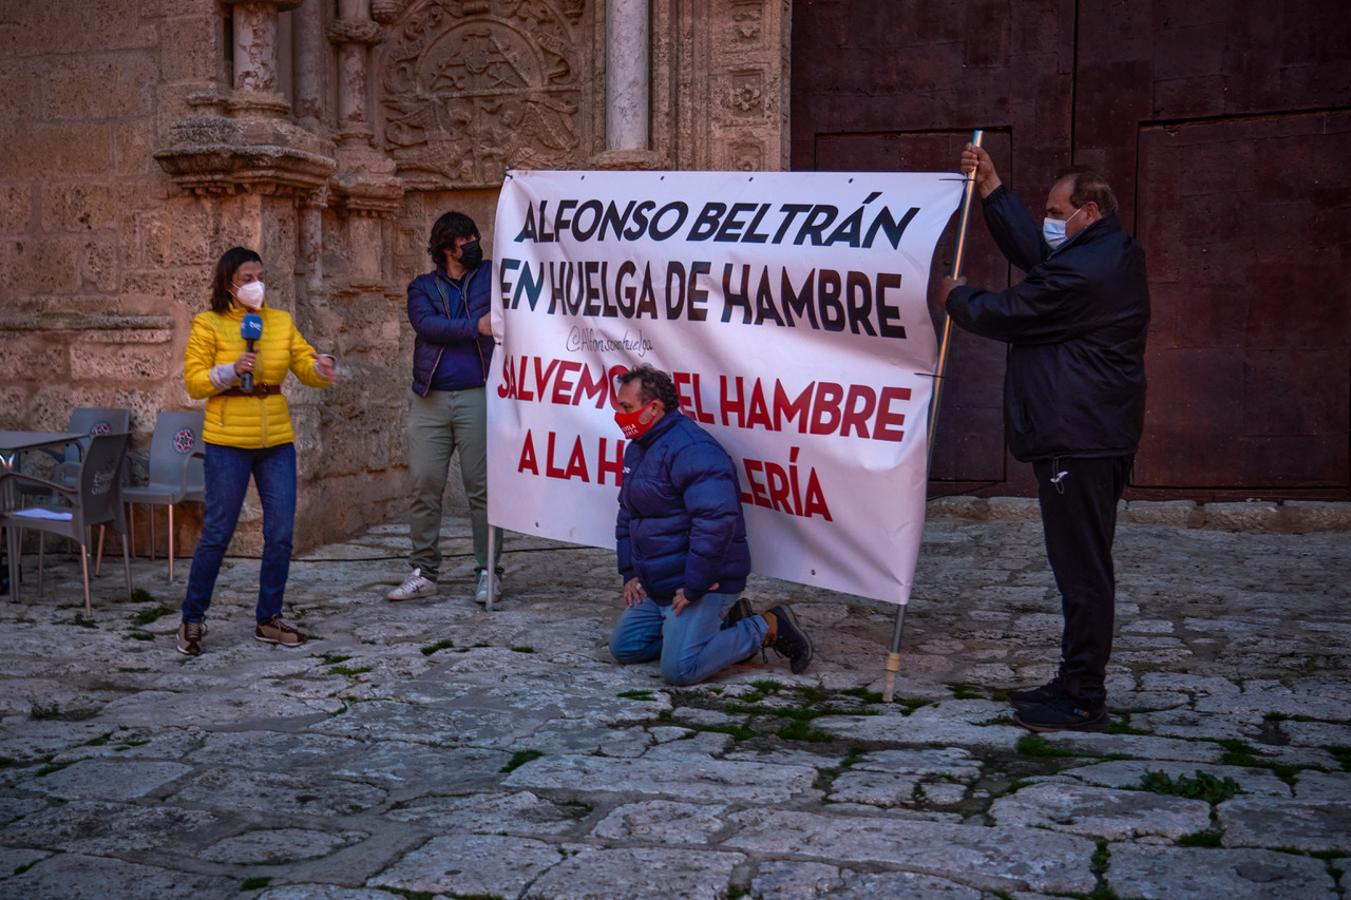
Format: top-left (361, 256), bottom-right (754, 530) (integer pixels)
top-left (329, 0), bottom-right (382, 146)
top-left (326, 0), bottom-right (402, 288)
top-left (292, 0), bottom-right (325, 128)
top-left (594, 0), bottom-right (661, 168)
top-left (606, 0), bottom-right (650, 151)
top-left (299, 190), bottom-right (326, 293)
top-left (226, 0), bottom-right (304, 117)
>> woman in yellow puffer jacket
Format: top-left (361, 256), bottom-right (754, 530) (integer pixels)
top-left (176, 247), bottom-right (335, 657)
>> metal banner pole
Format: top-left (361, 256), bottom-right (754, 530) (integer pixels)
top-left (883, 128), bottom-right (985, 703)
top-left (485, 526), bottom-right (498, 612)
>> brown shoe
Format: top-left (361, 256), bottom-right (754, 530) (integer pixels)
top-left (176, 619), bottom-right (206, 656)
top-left (255, 616), bottom-right (307, 648)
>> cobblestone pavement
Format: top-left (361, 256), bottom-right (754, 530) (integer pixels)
top-left (1, 514), bottom-right (1348, 899)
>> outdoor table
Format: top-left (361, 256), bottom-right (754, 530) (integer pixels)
top-left (1, 431), bottom-right (86, 596)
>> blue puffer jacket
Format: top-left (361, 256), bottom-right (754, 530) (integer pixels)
top-left (407, 262), bottom-right (495, 395)
top-left (616, 410), bottom-right (751, 604)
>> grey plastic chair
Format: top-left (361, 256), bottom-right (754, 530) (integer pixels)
top-left (116, 411), bottom-right (205, 583)
top-left (1, 432), bottom-right (133, 616)
top-left (17, 407), bottom-right (132, 502)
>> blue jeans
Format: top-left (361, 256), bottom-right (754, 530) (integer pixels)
top-left (182, 442), bottom-right (296, 624)
top-left (609, 592), bottom-right (768, 686)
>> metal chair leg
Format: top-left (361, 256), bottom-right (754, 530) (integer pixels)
top-left (79, 543), bottom-right (92, 618)
top-left (6, 526), bottom-right (18, 604)
top-left (96, 525), bottom-right (105, 576)
top-left (11, 527), bottom-right (21, 604)
top-left (121, 526), bottom-right (132, 601)
top-left (167, 504), bottom-right (174, 583)
top-left (128, 503), bottom-right (136, 559)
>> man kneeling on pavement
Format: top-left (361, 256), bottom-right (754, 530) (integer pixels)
top-left (607, 365), bottom-right (813, 685)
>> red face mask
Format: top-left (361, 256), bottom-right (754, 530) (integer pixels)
top-left (614, 399), bottom-right (660, 439)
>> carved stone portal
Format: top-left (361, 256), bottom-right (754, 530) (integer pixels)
top-left (380, 0), bottom-right (588, 188)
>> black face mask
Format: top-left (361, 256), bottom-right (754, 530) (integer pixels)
top-left (457, 240), bottom-right (483, 270)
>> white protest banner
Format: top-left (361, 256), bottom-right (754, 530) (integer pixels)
top-left (487, 170), bottom-right (963, 605)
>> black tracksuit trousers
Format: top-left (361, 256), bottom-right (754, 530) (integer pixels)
top-left (1033, 455), bottom-right (1133, 708)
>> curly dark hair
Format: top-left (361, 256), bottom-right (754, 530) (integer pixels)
top-left (209, 246), bottom-right (263, 314)
top-left (427, 211), bottom-right (480, 268)
top-left (617, 364), bottom-right (680, 412)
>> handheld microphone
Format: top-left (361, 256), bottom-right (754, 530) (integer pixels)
top-left (240, 313), bottom-right (264, 392)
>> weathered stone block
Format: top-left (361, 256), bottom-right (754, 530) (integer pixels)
top-left (121, 267), bottom-right (212, 311)
top-left (1279, 500), bottom-right (1351, 533)
top-left (157, 16), bottom-right (219, 82)
top-left (1041, 731), bottom-right (1224, 763)
top-left (369, 835), bottom-right (564, 898)
top-left (111, 120), bottom-right (160, 177)
top-left (136, 204), bottom-right (214, 267)
top-left (928, 495), bottom-right (989, 519)
top-left (591, 800), bottom-right (729, 844)
top-left (525, 847), bottom-right (746, 899)
top-left (23, 383), bottom-right (170, 437)
top-left (41, 182), bottom-right (146, 232)
top-left (23, 0), bottom-right (157, 54)
top-left (7, 123), bottom-right (114, 176)
top-left (990, 782), bottom-right (1212, 841)
top-left (45, 52), bottom-right (157, 120)
top-left (390, 791), bottom-right (582, 836)
top-left (1106, 844), bottom-right (1335, 899)
top-left (4, 854), bottom-right (237, 899)
top-left (1122, 499), bottom-right (1203, 528)
top-left (0, 59), bottom-right (35, 121)
top-left (723, 809), bottom-right (1098, 894)
top-left (503, 753), bottom-right (822, 803)
top-left (1203, 501), bottom-right (1281, 532)
top-left (0, 237), bottom-right (83, 295)
top-left (1058, 759), bottom-right (1291, 798)
top-left (0, 799), bottom-right (223, 858)
top-left (0, 335), bottom-right (69, 382)
top-left (0, 184), bottom-right (33, 234)
top-left (1219, 797), bottom-right (1351, 853)
top-left (69, 340), bottom-right (171, 381)
top-left (80, 237), bottom-right (120, 290)
top-left (985, 496), bottom-right (1041, 521)
top-left (827, 770), bottom-right (919, 806)
top-left (200, 827), bottom-right (365, 864)
top-left (19, 758), bottom-right (193, 801)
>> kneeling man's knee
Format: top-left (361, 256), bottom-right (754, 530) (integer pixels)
top-left (660, 659), bottom-right (701, 687)
top-left (610, 634), bottom-right (646, 665)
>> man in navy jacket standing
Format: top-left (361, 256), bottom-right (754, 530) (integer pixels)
top-left (941, 145), bottom-right (1149, 732)
top-left (608, 366), bottom-right (813, 685)
top-left (387, 211), bottom-right (502, 605)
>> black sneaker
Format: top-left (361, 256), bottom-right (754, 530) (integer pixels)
top-left (722, 598), bottom-right (760, 664)
top-left (722, 598), bottom-right (754, 629)
top-left (1008, 676), bottom-right (1065, 709)
top-left (765, 605), bottom-right (813, 675)
top-left (1013, 694), bottom-right (1109, 732)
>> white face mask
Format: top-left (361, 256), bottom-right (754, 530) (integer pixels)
top-left (1042, 206), bottom-right (1085, 250)
top-left (234, 280), bottom-right (265, 309)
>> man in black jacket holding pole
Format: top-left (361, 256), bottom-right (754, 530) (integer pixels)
top-left (940, 144), bottom-right (1149, 732)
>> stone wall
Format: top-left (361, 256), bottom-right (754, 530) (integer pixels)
top-left (0, 0), bottom-right (792, 553)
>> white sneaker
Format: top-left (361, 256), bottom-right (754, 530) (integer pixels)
top-left (474, 570), bottom-right (502, 606)
top-left (387, 568), bottom-right (437, 602)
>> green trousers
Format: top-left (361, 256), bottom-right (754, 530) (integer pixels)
top-left (407, 388), bottom-right (500, 581)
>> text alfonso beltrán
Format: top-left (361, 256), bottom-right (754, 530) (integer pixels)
top-left (502, 195), bottom-right (927, 340)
